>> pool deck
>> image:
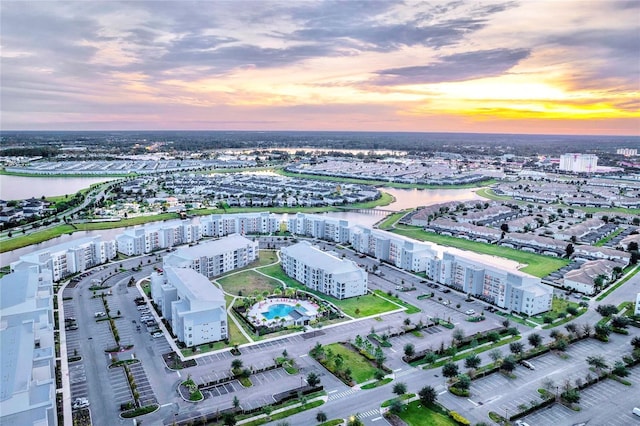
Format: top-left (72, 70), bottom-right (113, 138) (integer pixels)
top-left (247, 298), bottom-right (319, 327)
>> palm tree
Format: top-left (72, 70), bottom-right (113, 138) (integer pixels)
top-left (586, 355), bottom-right (608, 377)
top-left (392, 382), bottom-right (407, 397)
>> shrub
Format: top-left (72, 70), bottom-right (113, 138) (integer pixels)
top-left (448, 410), bottom-right (471, 425)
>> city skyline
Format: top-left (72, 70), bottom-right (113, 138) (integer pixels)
top-left (1, 0), bottom-right (639, 135)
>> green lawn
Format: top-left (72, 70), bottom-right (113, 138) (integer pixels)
top-left (1, 224), bottom-right (78, 252)
top-left (372, 290), bottom-right (421, 314)
top-left (377, 211), bottom-right (410, 230)
top-left (475, 188), bottom-right (513, 202)
top-left (392, 225), bottom-right (568, 277)
top-left (257, 264), bottom-right (399, 317)
top-left (217, 270), bottom-right (281, 296)
top-left (397, 401), bottom-right (457, 426)
top-left (594, 227), bottom-right (624, 247)
top-left (323, 343), bottom-right (378, 383)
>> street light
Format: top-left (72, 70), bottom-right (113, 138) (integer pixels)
top-left (504, 407), bottom-right (508, 424)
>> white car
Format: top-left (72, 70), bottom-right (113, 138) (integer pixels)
top-left (151, 331), bottom-right (164, 338)
top-left (94, 311), bottom-right (106, 318)
top-left (72, 397), bottom-right (90, 409)
top-left (465, 309), bottom-right (475, 315)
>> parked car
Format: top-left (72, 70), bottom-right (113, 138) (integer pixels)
top-left (465, 309), bottom-right (475, 315)
top-left (151, 331), bottom-right (164, 338)
top-left (72, 397), bottom-right (90, 409)
top-left (520, 360), bottom-right (535, 370)
top-left (633, 407), bottom-right (640, 417)
top-left (94, 312), bottom-right (106, 318)
top-left (442, 288), bottom-right (451, 294)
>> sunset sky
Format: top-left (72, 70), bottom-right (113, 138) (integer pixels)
top-left (1, 0), bottom-right (638, 135)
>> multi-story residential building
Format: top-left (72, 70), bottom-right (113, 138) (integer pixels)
top-left (163, 234), bottom-right (258, 278)
top-left (201, 212), bottom-right (280, 237)
top-left (10, 236), bottom-right (116, 281)
top-left (150, 266), bottom-right (227, 347)
top-left (280, 241), bottom-right (367, 299)
top-left (347, 226), bottom-right (552, 315)
top-left (617, 148), bottom-right (638, 157)
top-left (0, 266), bottom-right (57, 425)
top-left (115, 220), bottom-right (201, 255)
top-left (287, 213), bottom-right (350, 243)
top-left (437, 252), bottom-right (552, 315)
top-left (349, 226), bottom-right (438, 272)
top-left (559, 153), bottom-right (598, 173)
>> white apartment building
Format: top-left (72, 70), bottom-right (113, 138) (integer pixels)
top-left (163, 234), bottom-right (259, 278)
top-left (10, 236), bottom-right (116, 281)
top-left (349, 226), bottom-right (438, 273)
top-left (201, 212), bottom-right (280, 237)
top-left (1, 267), bottom-right (57, 426)
top-left (559, 153), bottom-right (598, 173)
top-left (617, 148), bottom-right (638, 157)
top-left (346, 226), bottom-right (552, 315)
top-left (115, 220), bottom-right (201, 255)
top-left (436, 252), bottom-right (552, 315)
top-left (280, 241), bottom-right (367, 299)
top-left (635, 293), bottom-right (640, 316)
top-left (287, 213), bottom-right (350, 243)
top-left (150, 266), bottom-right (227, 347)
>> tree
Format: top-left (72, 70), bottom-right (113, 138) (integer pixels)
top-left (464, 354), bottom-right (481, 370)
top-left (311, 342), bottom-right (324, 358)
top-left (612, 361), bottom-right (629, 377)
top-left (561, 389), bottom-right (580, 404)
top-left (631, 336), bottom-right (640, 349)
top-left (334, 354), bottom-right (344, 371)
top-left (611, 315), bottom-right (630, 329)
top-left (418, 386), bottom-right (437, 405)
top-left (282, 349), bottom-right (288, 359)
top-left (403, 343), bottom-right (415, 358)
top-left (392, 382), bottom-right (407, 396)
top-left (509, 342), bottom-right (525, 359)
top-left (596, 304), bottom-right (618, 317)
top-left (452, 328), bottom-right (465, 345)
top-left (374, 369), bottom-right (386, 381)
top-left (565, 243), bottom-right (574, 258)
top-left (389, 399), bottom-right (404, 415)
top-left (442, 362), bottom-right (459, 379)
top-left (528, 333), bottom-right (542, 349)
top-left (581, 323), bottom-right (593, 338)
top-left (594, 324), bottom-right (611, 341)
top-left (487, 331), bottom-right (500, 343)
top-left (232, 395), bottom-right (240, 408)
top-left (564, 323), bottom-right (578, 335)
top-left (306, 371), bottom-right (320, 387)
top-left (586, 355), bottom-right (608, 375)
top-left (489, 349), bottom-right (503, 364)
top-left (501, 355), bottom-right (517, 373)
top-left (316, 411), bottom-right (327, 423)
top-left (454, 374), bottom-right (471, 391)
top-left (231, 359), bottom-right (243, 372)
top-left (374, 347), bottom-right (386, 367)
top-left (222, 413), bottom-right (237, 426)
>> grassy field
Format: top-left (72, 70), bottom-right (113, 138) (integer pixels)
top-left (276, 169), bottom-right (496, 189)
top-left (217, 270), bottom-right (280, 296)
top-left (258, 265), bottom-right (400, 317)
top-left (377, 211), bottom-right (410, 230)
top-left (392, 225), bottom-right (568, 277)
top-left (324, 343), bottom-right (378, 383)
top-left (475, 188), bottom-right (513, 202)
top-left (594, 227), bottom-right (624, 247)
top-left (397, 401), bottom-right (457, 426)
top-left (372, 290), bottom-right (421, 314)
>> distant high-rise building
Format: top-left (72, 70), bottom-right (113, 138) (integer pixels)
top-left (559, 153), bottom-right (598, 173)
top-left (617, 148), bottom-right (638, 157)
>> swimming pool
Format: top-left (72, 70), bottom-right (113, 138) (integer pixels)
top-left (262, 304), bottom-right (297, 320)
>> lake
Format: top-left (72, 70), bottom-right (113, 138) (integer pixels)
top-left (0, 185), bottom-right (483, 266)
top-left (0, 175), bottom-right (117, 200)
